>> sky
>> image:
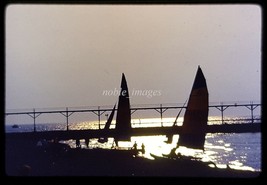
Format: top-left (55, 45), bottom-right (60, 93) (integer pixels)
top-left (5, 4), bottom-right (261, 112)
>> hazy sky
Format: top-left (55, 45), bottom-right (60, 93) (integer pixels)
top-left (5, 4), bottom-right (261, 110)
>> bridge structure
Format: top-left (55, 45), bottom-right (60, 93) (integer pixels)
top-left (5, 102), bottom-right (261, 141)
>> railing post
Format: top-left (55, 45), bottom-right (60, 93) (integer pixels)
top-left (153, 104), bottom-right (168, 127)
top-left (215, 103), bottom-right (229, 124)
top-left (251, 103), bottom-right (254, 123)
top-left (221, 104), bottom-right (224, 124)
top-left (98, 106), bottom-right (101, 129)
top-left (33, 109), bottom-right (36, 132)
top-left (26, 109), bottom-right (41, 132)
top-left (92, 106), bottom-right (106, 130)
top-left (160, 104), bottom-right (163, 127)
top-left (66, 107), bottom-right (69, 131)
top-left (245, 101), bottom-right (259, 124)
top-left (59, 108), bottom-right (74, 131)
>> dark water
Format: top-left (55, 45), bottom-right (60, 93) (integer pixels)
top-left (5, 122), bottom-right (261, 172)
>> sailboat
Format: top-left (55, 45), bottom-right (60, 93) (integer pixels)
top-left (114, 73), bottom-right (132, 144)
top-left (177, 66), bottom-right (209, 150)
top-left (99, 73), bottom-right (132, 146)
top-left (151, 66), bottom-right (208, 160)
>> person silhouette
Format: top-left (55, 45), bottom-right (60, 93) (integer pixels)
top-left (85, 138), bottom-right (89, 148)
top-left (76, 139), bottom-right (81, 148)
top-left (132, 141), bottom-right (137, 150)
top-left (132, 141), bottom-right (138, 156)
top-left (169, 147), bottom-right (177, 159)
top-left (141, 143), bottom-right (145, 154)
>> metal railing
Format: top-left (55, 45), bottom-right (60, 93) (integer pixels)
top-left (5, 102), bottom-right (261, 132)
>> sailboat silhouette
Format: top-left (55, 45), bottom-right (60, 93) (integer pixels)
top-left (177, 66), bottom-right (209, 150)
top-left (152, 66), bottom-right (209, 160)
top-left (99, 73), bottom-right (132, 146)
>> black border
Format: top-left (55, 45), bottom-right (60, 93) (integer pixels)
top-left (1, 0), bottom-right (265, 184)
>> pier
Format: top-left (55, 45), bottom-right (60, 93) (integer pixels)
top-left (5, 102), bottom-right (261, 141)
top-left (5, 122), bottom-right (260, 141)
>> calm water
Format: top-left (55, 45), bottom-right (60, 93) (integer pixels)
top-left (5, 117), bottom-right (262, 172)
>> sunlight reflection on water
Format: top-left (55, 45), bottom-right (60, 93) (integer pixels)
top-left (6, 116), bottom-right (261, 171)
top-left (62, 132), bottom-right (260, 172)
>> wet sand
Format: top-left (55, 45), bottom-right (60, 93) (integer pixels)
top-left (5, 136), bottom-right (262, 178)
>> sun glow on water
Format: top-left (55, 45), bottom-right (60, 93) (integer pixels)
top-left (131, 135), bottom-right (176, 159)
top-left (62, 132), bottom-right (258, 171)
top-left (5, 116), bottom-right (261, 171)
top-left (56, 118), bottom-right (261, 172)
top-left (66, 115), bottom-right (252, 130)
top-left (131, 117), bottom-right (184, 127)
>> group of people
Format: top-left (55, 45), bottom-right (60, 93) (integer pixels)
top-left (132, 141), bottom-right (145, 155)
top-left (75, 138), bottom-right (90, 148)
top-left (75, 139), bottom-right (146, 155)
top-left (168, 147), bottom-right (182, 159)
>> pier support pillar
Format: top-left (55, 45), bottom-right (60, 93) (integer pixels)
top-left (155, 104), bottom-right (168, 127)
top-left (245, 102), bottom-right (259, 123)
top-left (27, 109), bottom-right (41, 132)
top-left (92, 106), bottom-right (106, 129)
top-left (215, 104), bottom-right (230, 124)
top-left (60, 108), bottom-right (74, 131)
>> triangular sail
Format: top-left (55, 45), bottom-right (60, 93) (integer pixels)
top-left (165, 100), bottom-right (187, 144)
top-left (98, 103), bottom-right (116, 143)
top-left (177, 66), bottom-right (209, 150)
top-left (115, 73), bottom-right (131, 143)
top-left (104, 104), bottom-right (116, 130)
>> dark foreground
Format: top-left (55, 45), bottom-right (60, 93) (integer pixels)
top-left (5, 137), bottom-right (261, 178)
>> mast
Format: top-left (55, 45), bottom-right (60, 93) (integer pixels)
top-left (178, 66), bottom-right (209, 150)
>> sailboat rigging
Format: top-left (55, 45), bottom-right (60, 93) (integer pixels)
top-left (165, 99), bottom-right (187, 144)
top-left (173, 99), bottom-right (188, 127)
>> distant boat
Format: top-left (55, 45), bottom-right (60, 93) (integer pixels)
top-left (12, 124), bottom-right (19, 128)
top-left (99, 73), bottom-right (132, 146)
top-left (177, 66), bottom-right (209, 150)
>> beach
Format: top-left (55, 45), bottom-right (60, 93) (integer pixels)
top-left (5, 136), bottom-right (261, 178)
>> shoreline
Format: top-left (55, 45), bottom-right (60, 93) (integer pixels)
top-left (5, 137), bottom-right (261, 177)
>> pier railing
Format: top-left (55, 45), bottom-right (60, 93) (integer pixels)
top-left (5, 102), bottom-right (261, 132)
